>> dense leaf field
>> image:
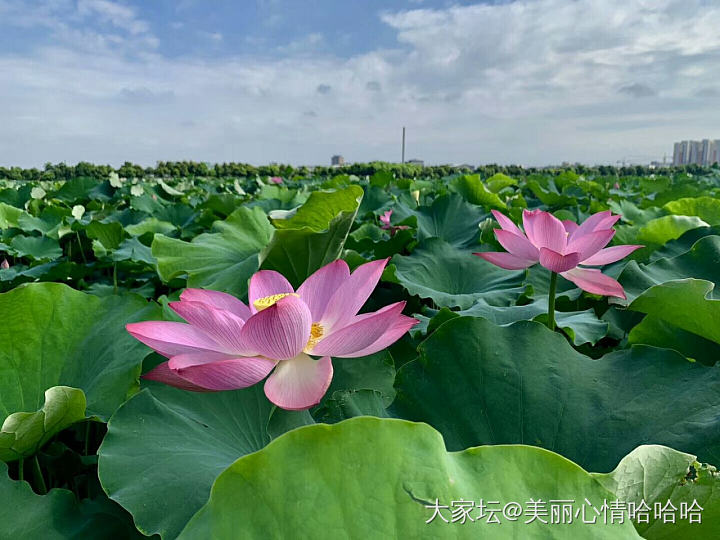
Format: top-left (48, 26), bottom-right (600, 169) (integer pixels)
top-left (1, 168), bottom-right (720, 538)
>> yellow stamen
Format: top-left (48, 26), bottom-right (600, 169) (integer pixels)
top-left (253, 292), bottom-right (299, 311)
top-left (306, 322), bottom-right (324, 350)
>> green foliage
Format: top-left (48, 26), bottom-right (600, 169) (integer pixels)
top-left (395, 317), bottom-right (720, 472)
top-left (0, 283), bottom-right (160, 422)
top-left (179, 418), bottom-right (638, 539)
top-left (260, 186), bottom-right (363, 286)
top-left (153, 206), bottom-right (273, 299)
top-left (0, 387), bottom-right (86, 462)
top-left (390, 238), bottom-right (526, 309)
top-left (593, 445), bottom-right (720, 539)
top-left (449, 174), bottom-right (507, 209)
top-left (99, 384), bottom-right (272, 538)
top-left (1, 164), bottom-right (720, 538)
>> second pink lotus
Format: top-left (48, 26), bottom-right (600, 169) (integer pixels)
top-left (475, 209), bottom-right (641, 299)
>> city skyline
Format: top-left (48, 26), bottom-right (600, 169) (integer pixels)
top-left (673, 139), bottom-right (720, 166)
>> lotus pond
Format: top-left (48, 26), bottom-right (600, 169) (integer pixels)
top-left (1, 168), bottom-right (720, 539)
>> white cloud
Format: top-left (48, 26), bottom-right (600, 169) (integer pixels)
top-left (77, 0), bottom-right (149, 35)
top-left (275, 32), bottom-right (324, 55)
top-left (0, 0), bottom-right (719, 166)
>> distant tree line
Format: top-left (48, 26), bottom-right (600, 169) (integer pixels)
top-left (0, 160), bottom-right (717, 182)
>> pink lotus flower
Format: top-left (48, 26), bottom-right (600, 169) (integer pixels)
top-left (474, 209), bottom-right (642, 299)
top-left (269, 176), bottom-right (283, 184)
top-left (127, 259), bottom-right (417, 410)
top-left (379, 210), bottom-right (409, 236)
top-left (613, 182), bottom-right (620, 189)
top-left (0, 258), bottom-right (8, 269)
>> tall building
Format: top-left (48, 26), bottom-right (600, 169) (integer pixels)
top-left (672, 139), bottom-right (720, 166)
top-left (331, 155), bottom-right (345, 166)
top-left (673, 142), bottom-right (683, 165)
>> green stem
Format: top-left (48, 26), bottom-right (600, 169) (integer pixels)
top-left (84, 421), bottom-right (91, 456)
top-left (76, 231), bottom-right (88, 265)
top-left (18, 458), bottom-right (24, 482)
top-left (32, 455), bottom-right (47, 494)
top-left (113, 262), bottom-right (118, 295)
top-left (547, 271), bottom-right (558, 331)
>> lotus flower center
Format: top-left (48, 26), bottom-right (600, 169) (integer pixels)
top-left (306, 322), bottom-right (324, 350)
top-left (253, 293), bottom-right (299, 311)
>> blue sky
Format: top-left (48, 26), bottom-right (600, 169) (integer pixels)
top-left (1, 0), bottom-right (719, 167)
top-left (3, 1), bottom-right (473, 59)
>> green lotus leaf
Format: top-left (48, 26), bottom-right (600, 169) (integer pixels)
top-left (313, 389), bottom-right (390, 423)
top-left (152, 206), bottom-right (273, 299)
top-left (260, 186), bottom-right (363, 287)
top-left (609, 200), bottom-right (665, 227)
top-left (347, 222), bottom-right (384, 244)
top-left (485, 173), bottom-right (518, 193)
top-left (369, 170), bottom-right (393, 188)
top-left (0, 462), bottom-right (146, 540)
top-left (526, 179), bottom-right (577, 208)
top-left (10, 235), bottom-right (63, 260)
top-left (0, 283), bottom-right (161, 423)
top-left (98, 383), bottom-right (273, 539)
top-left (249, 185), bottom-right (309, 213)
top-left (664, 197), bottom-right (720, 226)
top-left (124, 217), bottom-right (176, 237)
top-left (637, 215), bottom-right (709, 246)
top-left (267, 408), bottom-right (314, 439)
top-left (650, 183), bottom-right (713, 208)
top-left (449, 174), bottom-right (506, 209)
top-left (593, 445), bottom-right (720, 539)
top-left (394, 317), bottom-right (720, 472)
top-left (358, 184), bottom-right (393, 215)
top-left (324, 350), bottom-right (396, 406)
top-left (112, 237), bottom-right (156, 265)
top-left (395, 193), bottom-right (485, 248)
top-left (390, 238), bottom-right (525, 309)
top-left (649, 226), bottom-right (720, 261)
top-left (424, 299), bottom-right (608, 346)
top-left (0, 386), bottom-right (86, 462)
top-left (17, 207), bottom-right (67, 238)
top-left (628, 279), bottom-right (720, 346)
top-left (619, 235), bottom-right (720, 302)
top-left (179, 418), bottom-right (638, 539)
top-left (0, 202), bottom-right (23, 228)
top-left (628, 316), bottom-right (720, 366)
top-left (85, 221), bottom-right (126, 250)
top-left (51, 177), bottom-right (109, 202)
top-left (346, 223), bottom-right (414, 260)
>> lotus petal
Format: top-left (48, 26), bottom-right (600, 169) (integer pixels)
top-left (561, 267), bottom-right (626, 298)
top-left (248, 270), bottom-right (294, 313)
top-left (474, 251), bottom-right (535, 270)
top-left (264, 354), bottom-right (333, 410)
top-left (312, 302), bottom-right (407, 357)
top-left (321, 258), bottom-right (388, 331)
top-left (539, 248), bottom-right (582, 273)
top-left (494, 229), bottom-right (539, 261)
top-left (126, 321), bottom-right (226, 358)
top-left (168, 355), bottom-right (277, 391)
top-left (523, 209), bottom-right (566, 252)
top-left (296, 259), bottom-right (351, 321)
top-left (241, 295), bottom-right (312, 361)
top-left (179, 288), bottom-right (252, 321)
top-left (581, 245), bottom-right (643, 266)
